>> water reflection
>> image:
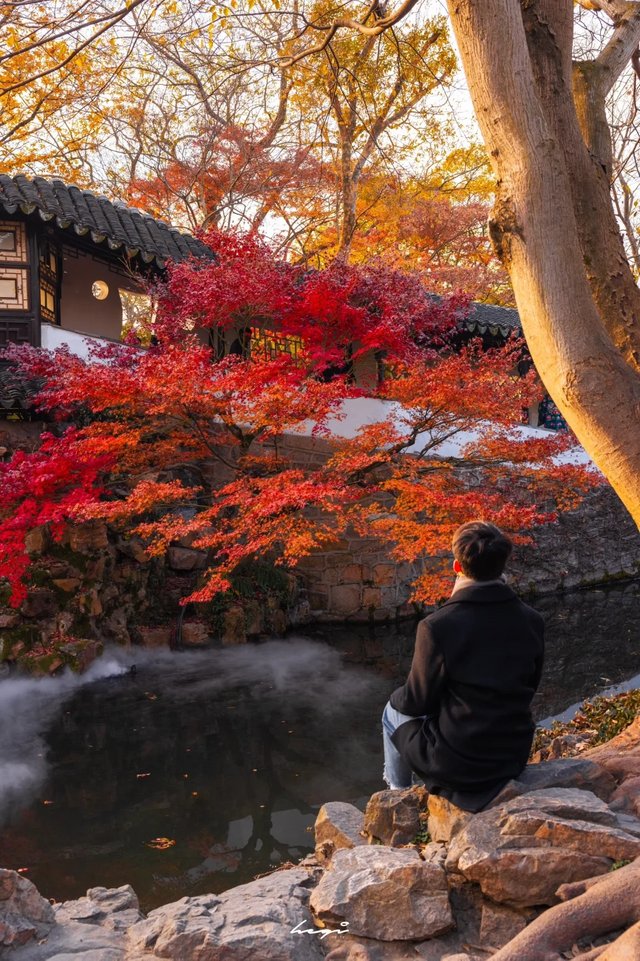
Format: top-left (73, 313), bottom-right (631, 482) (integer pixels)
top-left (0, 582), bottom-right (638, 909)
top-left (0, 641), bottom-right (385, 909)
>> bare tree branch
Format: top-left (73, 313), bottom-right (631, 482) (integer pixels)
top-left (598, 2), bottom-right (640, 94)
top-left (0, 0), bottom-right (148, 98)
top-left (275, 0), bottom-right (423, 68)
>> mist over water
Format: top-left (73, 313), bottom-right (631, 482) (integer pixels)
top-left (0, 638), bottom-right (383, 826)
top-left (0, 655), bottom-right (131, 820)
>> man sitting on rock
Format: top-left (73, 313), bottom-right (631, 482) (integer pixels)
top-left (382, 520), bottom-right (545, 812)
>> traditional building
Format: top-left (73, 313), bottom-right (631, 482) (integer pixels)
top-left (0, 174), bottom-right (563, 429)
top-left (0, 174), bottom-right (212, 353)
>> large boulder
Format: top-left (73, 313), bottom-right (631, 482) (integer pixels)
top-left (0, 882), bottom-right (139, 960)
top-left (363, 787), bottom-right (428, 846)
top-left (490, 757), bottom-right (617, 805)
top-left (315, 802), bottom-right (367, 863)
top-left (421, 759), bottom-right (619, 845)
top-left (446, 787), bottom-right (640, 908)
top-left (0, 869), bottom-right (54, 950)
top-left (310, 845), bottom-right (453, 941)
top-left (127, 865), bottom-right (323, 961)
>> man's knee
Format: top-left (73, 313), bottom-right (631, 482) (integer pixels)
top-left (381, 699), bottom-right (394, 730)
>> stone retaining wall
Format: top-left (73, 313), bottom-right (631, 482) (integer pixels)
top-left (288, 429), bottom-right (640, 621)
top-left (1, 425), bottom-right (639, 646)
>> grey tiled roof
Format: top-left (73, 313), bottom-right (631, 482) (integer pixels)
top-left (0, 361), bottom-right (41, 417)
top-left (465, 301), bottom-right (521, 335)
top-left (0, 174), bottom-right (214, 267)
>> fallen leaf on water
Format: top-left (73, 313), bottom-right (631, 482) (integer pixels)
top-left (145, 837), bottom-right (176, 850)
top-left (136, 772), bottom-right (151, 779)
top-left (144, 692), bottom-right (158, 700)
top-left (42, 800), bottom-right (53, 806)
top-left (17, 868), bottom-right (29, 873)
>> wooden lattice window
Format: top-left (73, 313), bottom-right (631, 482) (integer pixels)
top-left (250, 326), bottom-right (303, 360)
top-left (39, 237), bottom-right (60, 324)
top-left (0, 222), bottom-right (29, 311)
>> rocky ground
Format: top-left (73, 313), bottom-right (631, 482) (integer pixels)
top-left (2, 716), bottom-right (640, 961)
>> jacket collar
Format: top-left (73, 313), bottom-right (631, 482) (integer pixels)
top-left (442, 580), bottom-right (518, 606)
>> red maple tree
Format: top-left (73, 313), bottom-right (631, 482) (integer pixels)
top-left (0, 233), bottom-right (598, 610)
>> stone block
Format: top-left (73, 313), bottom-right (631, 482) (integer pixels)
top-left (373, 564), bottom-right (396, 586)
top-left (380, 586), bottom-right (400, 608)
top-left (128, 866), bottom-right (323, 961)
top-left (479, 902), bottom-right (528, 949)
top-left (67, 639), bottom-right (103, 673)
top-left (297, 554), bottom-right (327, 572)
top-left (427, 795), bottom-right (473, 843)
top-left (24, 526), bottom-right (47, 555)
top-left (103, 609), bottom-right (131, 646)
top-left (68, 520), bottom-right (109, 552)
top-left (267, 608), bottom-right (287, 635)
top-left (490, 757), bottom-right (618, 805)
top-left (340, 563), bottom-right (363, 583)
top-left (167, 546), bottom-right (208, 571)
top-left (116, 535), bottom-right (149, 564)
top-left (20, 589), bottom-right (57, 619)
top-left (446, 788), bottom-right (640, 908)
top-left (310, 846), bottom-right (453, 941)
top-left (364, 786), bottom-right (428, 846)
top-left (222, 605), bottom-right (247, 645)
top-left (330, 585), bottom-right (362, 615)
top-left (307, 591), bottom-right (329, 611)
top-left (0, 869), bottom-right (54, 949)
top-left (52, 577), bottom-right (81, 593)
top-left (55, 884), bottom-right (141, 931)
top-left (181, 621), bottom-right (210, 647)
top-left (314, 801), bottom-right (367, 862)
top-left (78, 588), bottom-right (102, 616)
top-left (323, 568), bottom-right (341, 586)
top-left (362, 587), bottom-right (382, 609)
top-left (138, 626), bottom-right (172, 648)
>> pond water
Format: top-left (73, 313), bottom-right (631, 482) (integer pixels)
top-left (0, 581), bottom-right (639, 911)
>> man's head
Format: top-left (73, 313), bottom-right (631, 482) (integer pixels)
top-left (452, 521), bottom-right (513, 581)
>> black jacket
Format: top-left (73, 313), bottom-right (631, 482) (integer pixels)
top-left (390, 581), bottom-right (544, 812)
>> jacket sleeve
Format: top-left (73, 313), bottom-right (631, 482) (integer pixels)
top-left (388, 618), bottom-right (446, 717)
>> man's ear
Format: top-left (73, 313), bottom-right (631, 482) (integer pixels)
top-left (453, 559), bottom-right (463, 575)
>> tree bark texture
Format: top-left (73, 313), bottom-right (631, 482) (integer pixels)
top-left (446, 0), bottom-right (640, 524)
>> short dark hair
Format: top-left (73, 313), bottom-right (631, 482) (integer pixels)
top-left (452, 521), bottom-right (513, 581)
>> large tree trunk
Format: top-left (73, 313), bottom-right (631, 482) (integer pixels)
top-left (519, 0), bottom-right (640, 372)
top-left (445, 0), bottom-right (640, 524)
top-left (338, 168), bottom-right (358, 260)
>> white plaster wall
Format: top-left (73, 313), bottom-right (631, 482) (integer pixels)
top-left (309, 397), bottom-right (593, 468)
top-left (41, 323), bottom-right (144, 362)
top-left (59, 249), bottom-right (142, 339)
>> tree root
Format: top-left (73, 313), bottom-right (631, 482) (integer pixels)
top-left (487, 858), bottom-right (640, 961)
